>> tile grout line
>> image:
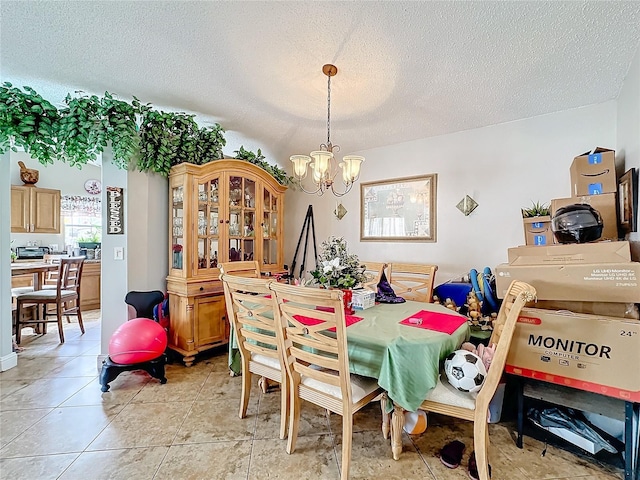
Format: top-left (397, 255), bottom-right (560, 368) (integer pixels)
top-left (56, 346), bottom-right (152, 479)
top-left (245, 385), bottom-right (264, 480)
top-left (151, 365), bottom-right (215, 480)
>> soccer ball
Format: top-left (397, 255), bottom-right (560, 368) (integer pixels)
top-left (444, 350), bottom-right (487, 394)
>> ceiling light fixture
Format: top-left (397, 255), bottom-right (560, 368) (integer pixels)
top-left (290, 64), bottom-right (364, 197)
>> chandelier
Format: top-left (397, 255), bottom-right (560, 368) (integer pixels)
top-left (290, 64), bottom-right (364, 197)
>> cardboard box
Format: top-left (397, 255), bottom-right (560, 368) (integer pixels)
top-left (352, 289), bottom-right (375, 310)
top-left (522, 216), bottom-right (553, 246)
top-left (507, 241), bottom-right (631, 265)
top-left (495, 262), bottom-right (640, 303)
top-left (505, 307), bottom-right (640, 401)
top-left (551, 193), bottom-right (619, 241)
top-left (534, 300), bottom-right (639, 320)
top-left (570, 147), bottom-right (617, 196)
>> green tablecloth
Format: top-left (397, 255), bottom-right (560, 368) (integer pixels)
top-left (228, 300), bottom-right (469, 412)
top-left (345, 301), bottom-right (469, 411)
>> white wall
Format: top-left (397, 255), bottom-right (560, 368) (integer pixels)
top-left (126, 169), bottom-right (168, 291)
top-left (1, 154), bottom-right (17, 371)
top-left (99, 150), bottom-right (129, 355)
top-left (285, 101), bottom-right (618, 282)
top-left (617, 41), bottom-right (640, 249)
top-left (9, 152), bottom-right (101, 250)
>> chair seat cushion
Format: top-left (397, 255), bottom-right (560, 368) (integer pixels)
top-left (16, 289), bottom-right (76, 301)
top-left (302, 371), bottom-right (380, 403)
top-left (252, 353), bottom-right (281, 370)
top-left (424, 375), bottom-right (476, 410)
top-left (11, 287), bottom-right (34, 297)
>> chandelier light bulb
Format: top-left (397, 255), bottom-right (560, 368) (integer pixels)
top-left (290, 155), bottom-right (310, 179)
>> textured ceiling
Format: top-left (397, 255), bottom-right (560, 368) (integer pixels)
top-left (2, 1), bottom-right (640, 165)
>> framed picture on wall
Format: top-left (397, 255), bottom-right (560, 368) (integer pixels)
top-left (618, 168), bottom-right (638, 234)
top-left (360, 174), bottom-right (437, 242)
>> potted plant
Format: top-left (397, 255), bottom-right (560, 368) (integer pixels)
top-left (309, 236), bottom-right (367, 289)
top-left (521, 201), bottom-right (552, 246)
top-left (521, 201), bottom-right (550, 219)
top-left (77, 227), bottom-right (102, 250)
top-left (309, 236), bottom-right (367, 314)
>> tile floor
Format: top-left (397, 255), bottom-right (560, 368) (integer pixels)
top-left (0, 312), bottom-right (624, 480)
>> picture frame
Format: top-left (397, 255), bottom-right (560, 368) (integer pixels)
top-left (361, 174), bottom-right (437, 242)
top-left (618, 168), bottom-right (638, 234)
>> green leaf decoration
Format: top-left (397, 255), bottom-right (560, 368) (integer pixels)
top-left (0, 83), bottom-right (289, 184)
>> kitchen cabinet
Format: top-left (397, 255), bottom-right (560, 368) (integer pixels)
top-left (166, 160), bottom-right (286, 366)
top-left (80, 261), bottom-right (101, 311)
top-left (11, 185), bottom-right (61, 233)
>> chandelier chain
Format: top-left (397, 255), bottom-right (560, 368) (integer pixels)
top-left (326, 74), bottom-right (331, 146)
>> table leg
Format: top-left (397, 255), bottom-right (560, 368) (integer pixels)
top-left (516, 378), bottom-right (524, 449)
top-left (624, 401), bottom-right (639, 480)
top-left (381, 393), bottom-right (390, 439)
top-left (391, 404), bottom-right (404, 460)
top-left (31, 272), bottom-right (45, 334)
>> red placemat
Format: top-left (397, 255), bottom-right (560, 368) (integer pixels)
top-left (294, 314), bottom-right (363, 332)
top-left (399, 310), bottom-right (467, 335)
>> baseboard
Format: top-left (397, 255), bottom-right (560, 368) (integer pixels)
top-left (0, 351), bottom-right (18, 371)
top-left (97, 354), bottom-right (108, 374)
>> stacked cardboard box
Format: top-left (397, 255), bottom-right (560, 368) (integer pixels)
top-left (496, 241), bottom-right (638, 302)
top-left (505, 307), bottom-right (640, 401)
top-left (551, 147), bottom-right (619, 242)
top-left (495, 240), bottom-right (640, 401)
top-left (522, 147), bottom-right (619, 246)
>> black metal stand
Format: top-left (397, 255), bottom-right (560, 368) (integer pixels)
top-left (516, 377), bottom-right (639, 479)
top-left (99, 354), bottom-right (167, 392)
top-left (288, 205), bottom-right (318, 281)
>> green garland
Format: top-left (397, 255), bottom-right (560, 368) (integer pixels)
top-left (0, 82), bottom-right (290, 185)
top-left (233, 146), bottom-right (292, 186)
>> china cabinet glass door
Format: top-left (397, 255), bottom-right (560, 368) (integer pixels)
top-left (196, 176), bottom-right (221, 274)
top-left (262, 187), bottom-right (280, 267)
top-left (171, 185), bottom-right (184, 270)
top-left (228, 176), bottom-right (256, 263)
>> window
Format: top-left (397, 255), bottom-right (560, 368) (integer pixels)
top-left (61, 196), bottom-right (102, 248)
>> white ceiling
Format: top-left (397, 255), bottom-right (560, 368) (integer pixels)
top-left (2, 1), bottom-right (640, 165)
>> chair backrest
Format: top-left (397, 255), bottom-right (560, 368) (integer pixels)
top-left (219, 260), bottom-right (261, 278)
top-left (43, 253), bottom-right (68, 285)
top-left (475, 280), bottom-right (536, 413)
top-left (221, 274), bottom-right (280, 365)
top-left (361, 261), bottom-right (390, 291)
top-left (388, 262), bottom-right (438, 302)
top-left (269, 283), bottom-right (353, 404)
top-left (55, 257), bottom-right (85, 297)
top-left (125, 290), bottom-right (165, 319)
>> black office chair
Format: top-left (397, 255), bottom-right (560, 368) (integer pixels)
top-left (99, 290), bottom-right (168, 392)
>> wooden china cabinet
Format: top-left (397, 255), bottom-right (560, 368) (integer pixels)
top-left (166, 160), bottom-right (287, 366)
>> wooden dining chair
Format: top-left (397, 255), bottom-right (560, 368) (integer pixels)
top-left (360, 261), bottom-right (390, 290)
top-left (15, 256), bottom-right (86, 344)
top-left (219, 260), bottom-right (261, 278)
top-left (416, 280), bottom-right (536, 480)
top-left (42, 253), bottom-right (68, 286)
top-left (269, 282), bottom-right (384, 480)
top-left (220, 274), bottom-right (289, 439)
top-left (388, 262), bottom-right (438, 302)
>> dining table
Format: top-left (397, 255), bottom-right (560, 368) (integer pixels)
top-left (228, 297), bottom-right (470, 460)
top-left (10, 262), bottom-right (59, 290)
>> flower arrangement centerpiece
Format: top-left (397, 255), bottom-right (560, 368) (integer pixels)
top-left (310, 236), bottom-right (366, 289)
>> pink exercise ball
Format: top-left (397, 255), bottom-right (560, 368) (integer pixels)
top-left (108, 318), bottom-right (168, 365)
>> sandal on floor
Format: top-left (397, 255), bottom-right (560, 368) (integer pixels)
top-left (438, 440), bottom-right (465, 469)
top-left (468, 451), bottom-right (491, 480)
